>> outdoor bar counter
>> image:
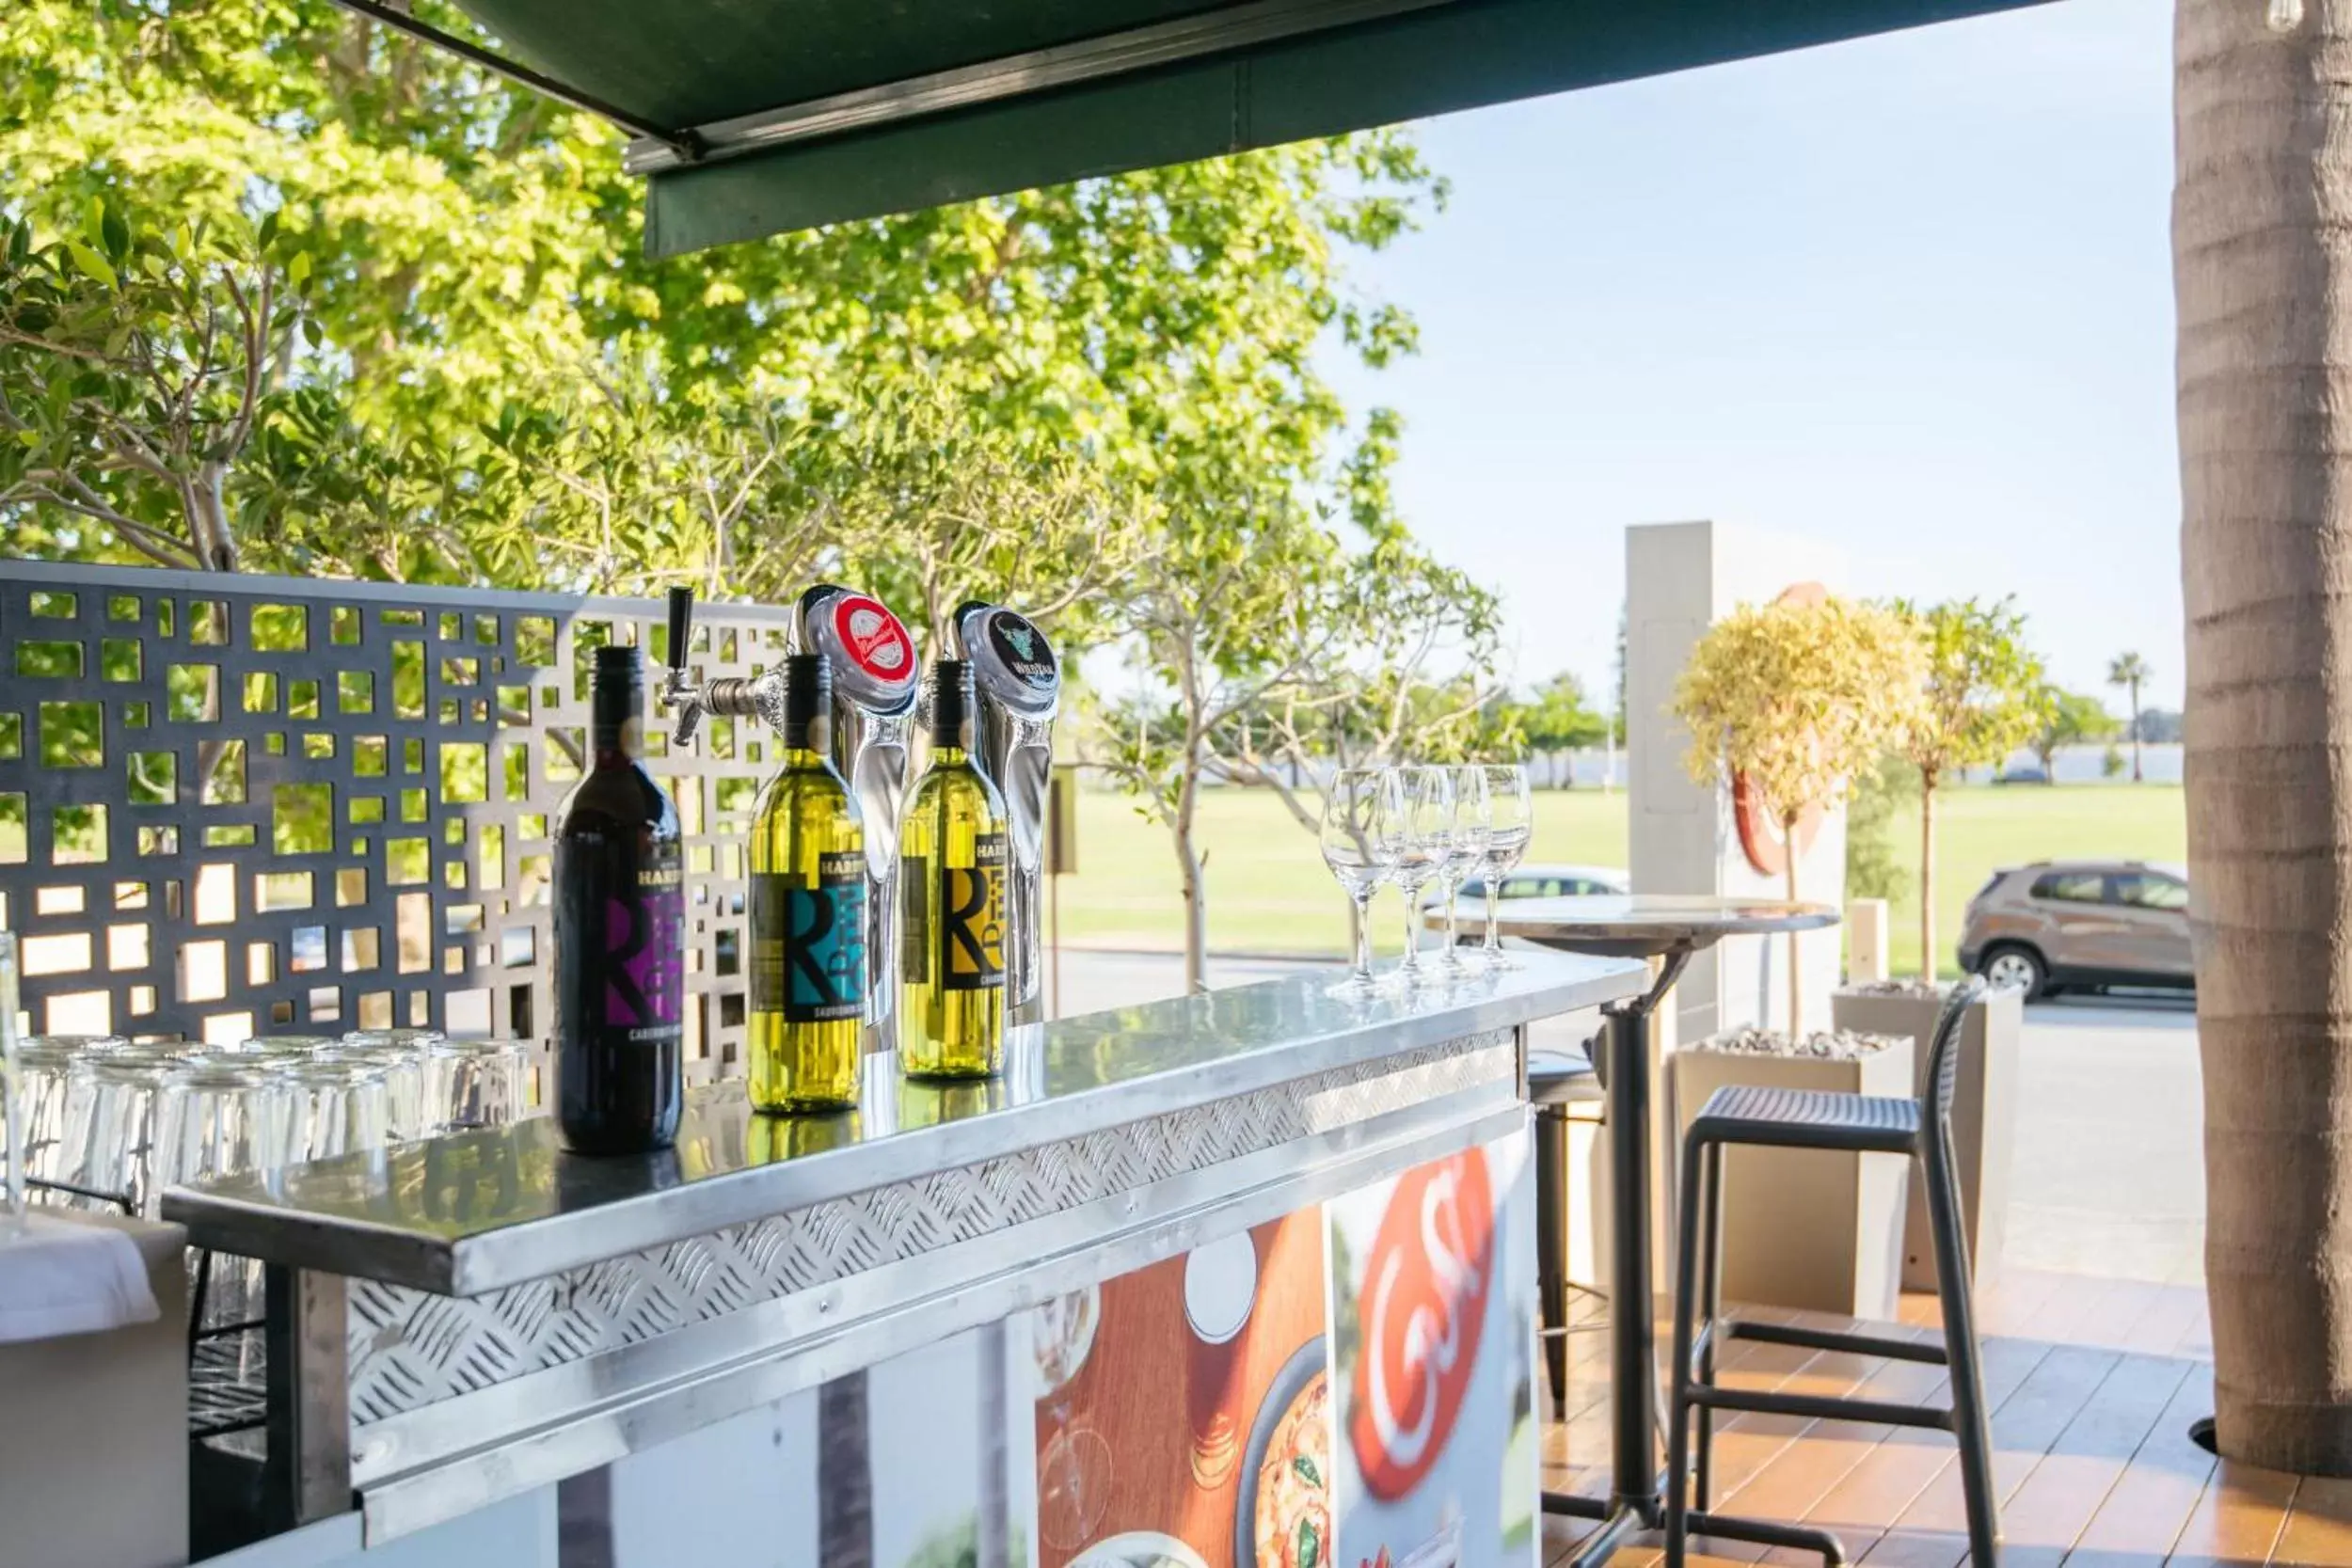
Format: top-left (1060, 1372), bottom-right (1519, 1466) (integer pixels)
top-left (161, 949), bottom-right (1645, 1568)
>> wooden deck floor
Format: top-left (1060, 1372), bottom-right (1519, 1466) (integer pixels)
top-left (1541, 1271), bottom-right (2352, 1568)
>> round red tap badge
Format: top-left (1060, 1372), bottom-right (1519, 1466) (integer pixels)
top-left (1349, 1148), bottom-right (1496, 1498)
top-left (831, 594), bottom-right (912, 681)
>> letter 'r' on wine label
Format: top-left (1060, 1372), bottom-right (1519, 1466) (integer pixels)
top-left (786, 850), bottom-right (867, 1023)
top-left (942, 832), bottom-right (1008, 990)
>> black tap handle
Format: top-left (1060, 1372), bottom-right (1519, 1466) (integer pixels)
top-left (665, 587), bottom-right (694, 674)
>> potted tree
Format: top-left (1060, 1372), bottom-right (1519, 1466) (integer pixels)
top-left (1836, 597), bottom-right (2046, 1291)
top-left (1668, 594), bottom-right (1927, 1317)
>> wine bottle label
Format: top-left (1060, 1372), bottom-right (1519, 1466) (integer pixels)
top-left (603, 858), bottom-right (684, 1045)
top-left (753, 851), bottom-right (868, 1023)
top-left (941, 832), bottom-right (1008, 992)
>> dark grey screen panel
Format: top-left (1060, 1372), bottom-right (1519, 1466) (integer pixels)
top-left (0, 561), bottom-right (787, 1085)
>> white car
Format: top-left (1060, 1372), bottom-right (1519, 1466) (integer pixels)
top-left (1430, 863), bottom-right (1630, 905)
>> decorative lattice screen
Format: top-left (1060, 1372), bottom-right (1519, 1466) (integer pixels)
top-left (0, 560), bottom-right (790, 1084)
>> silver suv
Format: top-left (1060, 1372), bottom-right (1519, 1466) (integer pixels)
top-left (1958, 860), bottom-right (2192, 999)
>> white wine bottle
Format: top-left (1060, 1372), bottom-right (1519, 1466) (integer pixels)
top-left (748, 654), bottom-right (866, 1112)
top-left (898, 660), bottom-right (1009, 1078)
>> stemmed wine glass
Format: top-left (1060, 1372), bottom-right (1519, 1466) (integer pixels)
top-left (1475, 764), bottom-right (1534, 968)
top-left (1320, 768), bottom-right (1402, 993)
top-left (1436, 766), bottom-right (1493, 970)
top-left (1032, 1284), bottom-right (1109, 1550)
top-left (1382, 767), bottom-right (1452, 985)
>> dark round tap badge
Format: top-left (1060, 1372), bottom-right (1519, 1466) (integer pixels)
top-left (984, 610), bottom-right (1057, 693)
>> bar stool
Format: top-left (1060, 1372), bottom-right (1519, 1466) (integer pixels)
top-left (1533, 1043), bottom-right (1608, 1419)
top-left (1662, 979), bottom-right (2000, 1568)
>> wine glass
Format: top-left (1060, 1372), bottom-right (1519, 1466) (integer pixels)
top-left (1032, 1284), bottom-right (1110, 1550)
top-left (1436, 766), bottom-right (1493, 971)
top-left (1381, 766), bottom-right (1452, 984)
top-left (1321, 768), bottom-right (1401, 993)
top-left (1, 934), bottom-right (23, 1230)
top-left (1475, 764), bottom-right (1534, 969)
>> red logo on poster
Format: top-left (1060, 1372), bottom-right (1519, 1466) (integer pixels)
top-left (1350, 1150), bottom-right (1495, 1498)
top-left (832, 594), bottom-right (912, 680)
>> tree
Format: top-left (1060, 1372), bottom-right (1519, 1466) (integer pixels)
top-left (2106, 651), bottom-right (2153, 782)
top-left (0, 204), bottom-right (326, 571)
top-left (2176, 0), bottom-right (2352, 1472)
top-left (1516, 673), bottom-right (1610, 786)
top-left (2030, 688), bottom-right (2123, 776)
top-left (1894, 598), bottom-right (2049, 984)
top-left (1673, 596), bottom-right (1926, 1035)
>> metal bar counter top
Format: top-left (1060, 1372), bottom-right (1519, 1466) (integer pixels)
top-left (164, 950), bottom-right (1645, 1554)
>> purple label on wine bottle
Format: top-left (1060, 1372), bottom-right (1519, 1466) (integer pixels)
top-left (603, 869), bottom-right (684, 1042)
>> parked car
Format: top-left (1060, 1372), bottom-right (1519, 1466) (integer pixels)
top-left (1957, 859), bottom-right (2192, 999)
top-left (1994, 763), bottom-right (2051, 785)
top-left (1442, 863), bottom-right (1630, 904)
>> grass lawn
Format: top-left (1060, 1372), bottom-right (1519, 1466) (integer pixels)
top-left (1053, 783), bottom-right (2185, 979)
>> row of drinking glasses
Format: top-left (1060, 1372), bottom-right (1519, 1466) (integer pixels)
top-left (11, 1028), bottom-right (535, 1219)
top-left (1319, 762), bottom-right (1536, 991)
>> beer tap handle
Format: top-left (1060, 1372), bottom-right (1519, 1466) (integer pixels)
top-left (661, 587), bottom-right (704, 748)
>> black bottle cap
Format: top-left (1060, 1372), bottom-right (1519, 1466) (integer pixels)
top-left (930, 659), bottom-right (975, 744)
top-left (595, 644), bottom-right (644, 680)
top-left (782, 653), bottom-right (831, 751)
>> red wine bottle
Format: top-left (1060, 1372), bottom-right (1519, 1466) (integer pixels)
top-left (553, 644), bottom-right (684, 1153)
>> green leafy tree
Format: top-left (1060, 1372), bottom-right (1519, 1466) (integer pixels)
top-left (1893, 597), bottom-right (2050, 983)
top-left (2030, 688), bottom-right (2122, 775)
top-left (1674, 595), bottom-right (1927, 1034)
top-left (0, 203), bottom-right (326, 570)
top-left (2107, 650), bottom-right (2153, 781)
top-left (1516, 672), bottom-right (1609, 787)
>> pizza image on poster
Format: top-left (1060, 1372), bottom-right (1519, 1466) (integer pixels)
top-left (1327, 1132), bottom-right (1541, 1568)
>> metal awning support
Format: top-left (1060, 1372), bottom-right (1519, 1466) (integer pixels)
top-left (619, 0), bottom-right (1463, 175)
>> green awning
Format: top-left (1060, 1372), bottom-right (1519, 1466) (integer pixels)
top-left (440, 0), bottom-right (2056, 256)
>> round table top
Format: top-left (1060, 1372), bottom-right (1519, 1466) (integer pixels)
top-left (1469, 894), bottom-right (1840, 958)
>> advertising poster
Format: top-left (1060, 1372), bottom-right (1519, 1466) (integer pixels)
top-left (1029, 1209), bottom-right (1333, 1568)
top-left (1328, 1132), bottom-right (1541, 1568)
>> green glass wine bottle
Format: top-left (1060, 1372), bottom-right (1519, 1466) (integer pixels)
top-left (748, 654), bottom-right (866, 1112)
top-left (898, 659), bottom-right (1009, 1079)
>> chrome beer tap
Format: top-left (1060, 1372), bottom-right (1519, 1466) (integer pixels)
top-left (952, 601), bottom-right (1060, 1026)
top-left (656, 587), bottom-right (778, 748)
top-left (795, 584), bottom-right (921, 1053)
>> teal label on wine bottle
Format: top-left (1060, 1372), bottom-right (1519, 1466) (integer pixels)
top-left (754, 852), bottom-right (867, 1023)
top-left (942, 832), bottom-right (1007, 992)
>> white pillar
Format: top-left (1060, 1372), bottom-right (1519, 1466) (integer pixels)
top-left (1625, 520), bottom-right (1850, 1044)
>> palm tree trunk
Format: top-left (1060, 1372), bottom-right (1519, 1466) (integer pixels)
top-left (2131, 680), bottom-right (2146, 781)
top-left (2178, 0), bottom-right (2352, 1473)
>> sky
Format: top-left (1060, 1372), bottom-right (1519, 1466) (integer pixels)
top-left (1320, 0), bottom-right (2182, 713)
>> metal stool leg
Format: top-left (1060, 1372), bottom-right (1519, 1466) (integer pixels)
top-left (1693, 1139), bottom-right (1724, 1511)
top-left (1663, 1132), bottom-right (1710, 1568)
top-left (1536, 1103), bottom-right (1575, 1421)
top-left (1927, 1139), bottom-right (2001, 1568)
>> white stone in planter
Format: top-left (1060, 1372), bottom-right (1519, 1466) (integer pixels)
top-left (1672, 1029), bottom-right (1915, 1321)
top-left (1832, 982), bottom-right (2021, 1293)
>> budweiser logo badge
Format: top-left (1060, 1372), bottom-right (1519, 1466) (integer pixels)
top-left (1349, 1150), bottom-right (1495, 1498)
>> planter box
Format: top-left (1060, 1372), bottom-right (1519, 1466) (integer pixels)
top-left (1672, 1034), bottom-right (1915, 1321)
top-left (1833, 985), bottom-right (2022, 1293)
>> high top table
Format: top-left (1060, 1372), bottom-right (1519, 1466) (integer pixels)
top-left (1478, 895), bottom-right (1839, 1568)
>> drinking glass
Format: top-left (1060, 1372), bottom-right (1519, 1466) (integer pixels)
top-left (1475, 764), bottom-right (1535, 968)
top-left (1380, 766), bottom-right (1453, 984)
top-left (1436, 766), bottom-right (1493, 970)
top-left (423, 1039), bottom-right (535, 1133)
top-left (283, 1059), bottom-right (392, 1162)
top-left (61, 1053), bottom-right (175, 1214)
top-left (1320, 768), bottom-right (1402, 993)
top-left (1, 934), bottom-right (23, 1229)
top-left (328, 1042), bottom-right (427, 1142)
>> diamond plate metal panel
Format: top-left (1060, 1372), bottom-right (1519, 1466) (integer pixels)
top-left (347, 1029), bottom-right (1514, 1422)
